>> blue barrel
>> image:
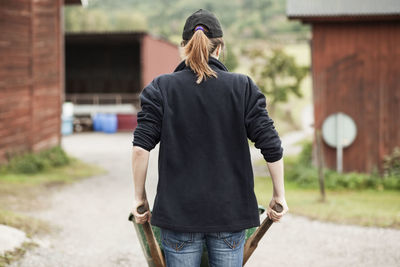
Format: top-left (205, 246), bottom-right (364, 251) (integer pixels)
top-left (61, 117), bottom-right (73, 135)
top-left (102, 114), bottom-right (118, 134)
top-left (93, 113), bottom-right (103, 132)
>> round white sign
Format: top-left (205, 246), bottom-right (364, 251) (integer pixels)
top-left (322, 112), bottom-right (357, 148)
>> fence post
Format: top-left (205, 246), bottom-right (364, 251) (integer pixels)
top-left (315, 129), bottom-right (326, 201)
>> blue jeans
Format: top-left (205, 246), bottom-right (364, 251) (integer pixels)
top-left (160, 227), bottom-right (246, 267)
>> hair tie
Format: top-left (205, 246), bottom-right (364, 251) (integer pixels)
top-left (195, 26), bottom-right (205, 32)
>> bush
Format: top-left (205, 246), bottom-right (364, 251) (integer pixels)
top-left (382, 176), bottom-right (400, 190)
top-left (285, 141), bottom-right (400, 191)
top-left (39, 146), bottom-right (70, 167)
top-left (298, 140), bottom-right (313, 167)
top-left (323, 170), bottom-right (379, 190)
top-left (7, 154), bottom-right (45, 174)
top-left (5, 146), bottom-right (70, 174)
top-left (383, 147), bottom-right (400, 177)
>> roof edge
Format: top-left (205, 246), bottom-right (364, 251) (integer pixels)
top-left (64, 0), bottom-right (88, 6)
top-left (288, 14), bottom-right (400, 23)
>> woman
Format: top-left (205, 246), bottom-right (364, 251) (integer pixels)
top-left (131, 9), bottom-right (288, 267)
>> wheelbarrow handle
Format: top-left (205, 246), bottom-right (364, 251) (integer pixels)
top-left (242, 203), bottom-right (283, 266)
top-left (137, 204), bottom-right (148, 215)
top-left (129, 205), bottom-right (166, 267)
top-left (127, 205), bottom-right (151, 221)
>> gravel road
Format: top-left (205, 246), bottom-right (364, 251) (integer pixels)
top-left (12, 133), bottom-right (400, 267)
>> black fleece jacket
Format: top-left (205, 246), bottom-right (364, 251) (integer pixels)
top-left (132, 57), bottom-right (283, 232)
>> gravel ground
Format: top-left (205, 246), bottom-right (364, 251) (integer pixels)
top-left (0, 224), bottom-right (27, 256)
top-left (12, 132), bottom-right (400, 267)
top-left (12, 133), bottom-right (155, 267)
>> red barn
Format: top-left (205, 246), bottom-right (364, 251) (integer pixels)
top-left (287, 0), bottom-right (400, 173)
top-left (64, 32), bottom-right (181, 106)
top-left (0, 2), bottom-right (181, 163)
top-left (64, 32), bottom-right (180, 132)
top-left (0, 0), bottom-right (82, 163)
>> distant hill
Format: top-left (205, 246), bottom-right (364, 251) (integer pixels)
top-left (64, 0), bottom-right (309, 43)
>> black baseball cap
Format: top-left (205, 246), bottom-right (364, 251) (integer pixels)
top-left (182, 9), bottom-right (223, 40)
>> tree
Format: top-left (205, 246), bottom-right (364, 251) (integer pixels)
top-left (249, 48), bottom-right (309, 114)
top-left (63, 0), bottom-right (308, 40)
top-left (222, 44), bottom-right (238, 71)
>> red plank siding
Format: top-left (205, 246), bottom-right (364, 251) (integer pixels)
top-left (0, 0), bottom-right (63, 163)
top-left (312, 21), bottom-right (400, 173)
top-left (140, 34), bottom-right (181, 87)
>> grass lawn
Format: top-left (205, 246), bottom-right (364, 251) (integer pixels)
top-left (254, 176), bottom-right (400, 229)
top-left (0, 158), bottom-right (104, 185)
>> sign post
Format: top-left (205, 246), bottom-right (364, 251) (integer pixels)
top-left (322, 112), bottom-right (357, 173)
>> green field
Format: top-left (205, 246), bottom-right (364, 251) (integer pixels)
top-left (254, 176), bottom-right (400, 229)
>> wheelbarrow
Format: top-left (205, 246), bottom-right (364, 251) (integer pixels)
top-left (128, 204), bottom-right (282, 267)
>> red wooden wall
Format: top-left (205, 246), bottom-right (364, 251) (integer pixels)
top-left (0, 0), bottom-right (63, 163)
top-left (141, 34), bottom-right (182, 87)
top-left (312, 21), bottom-right (400, 173)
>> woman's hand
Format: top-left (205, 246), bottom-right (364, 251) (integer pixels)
top-left (132, 198), bottom-right (151, 224)
top-left (267, 196), bottom-right (289, 222)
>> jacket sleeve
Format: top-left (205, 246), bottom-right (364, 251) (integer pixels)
top-left (132, 79), bottom-right (163, 151)
top-left (244, 76), bottom-right (283, 162)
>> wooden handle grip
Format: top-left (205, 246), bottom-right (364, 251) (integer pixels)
top-left (137, 204), bottom-right (147, 214)
top-left (273, 203), bottom-right (284, 213)
top-left (128, 205), bottom-right (148, 221)
top-left (242, 203), bottom-right (283, 266)
top-left (129, 205), bottom-right (166, 267)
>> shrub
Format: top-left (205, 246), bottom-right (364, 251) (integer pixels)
top-left (7, 154), bottom-right (46, 174)
top-left (323, 171), bottom-right (379, 190)
top-left (5, 146), bottom-right (70, 174)
top-left (383, 147), bottom-right (400, 177)
top-left (298, 140), bottom-right (312, 167)
top-left (285, 141), bottom-right (399, 191)
top-left (39, 146), bottom-right (70, 167)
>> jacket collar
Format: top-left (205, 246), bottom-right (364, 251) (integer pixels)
top-left (173, 56), bottom-right (229, 73)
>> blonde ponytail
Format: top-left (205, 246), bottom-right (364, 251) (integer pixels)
top-left (183, 28), bottom-right (224, 84)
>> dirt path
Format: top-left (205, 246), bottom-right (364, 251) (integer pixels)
top-left (248, 138), bottom-right (400, 267)
top-left (12, 133), bottom-right (154, 267)
top-left (12, 133), bottom-right (400, 267)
